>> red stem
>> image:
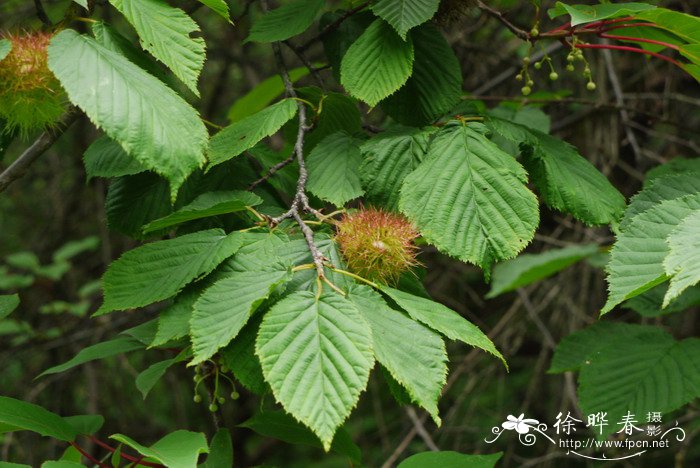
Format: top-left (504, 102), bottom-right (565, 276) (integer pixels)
top-left (575, 43), bottom-right (683, 67)
top-left (89, 436), bottom-right (166, 468)
top-left (70, 442), bottom-right (110, 468)
top-left (580, 16), bottom-right (636, 30)
top-left (598, 32), bottom-right (680, 50)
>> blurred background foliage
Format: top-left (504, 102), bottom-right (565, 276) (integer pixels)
top-left (1, 0), bottom-right (699, 466)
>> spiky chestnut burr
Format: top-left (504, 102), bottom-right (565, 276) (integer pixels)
top-left (335, 208), bottom-right (420, 285)
top-left (0, 31), bottom-right (67, 137)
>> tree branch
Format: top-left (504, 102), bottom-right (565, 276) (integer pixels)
top-left (0, 109), bottom-right (80, 194)
top-left (476, 0), bottom-right (530, 41)
top-left (298, 1), bottom-right (370, 53)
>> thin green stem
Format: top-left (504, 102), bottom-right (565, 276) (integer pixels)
top-left (329, 267), bottom-right (380, 289)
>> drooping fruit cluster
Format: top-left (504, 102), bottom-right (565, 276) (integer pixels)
top-left (0, 31), bottom-right (67, 137)
top-left (335, 208), bottom-right (420, 285)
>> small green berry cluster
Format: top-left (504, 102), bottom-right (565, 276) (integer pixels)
top-left (515, 52), bottom-right (558, 96)
top-left (565, 41), bottom-right (596, 91)
top-left (192, 361), bottom-right (240, 412)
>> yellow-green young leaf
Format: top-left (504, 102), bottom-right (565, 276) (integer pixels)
top-left (39, 336), bottom-right (144, 376)
top-left (109, 0), bottom-right (206, 95)
top-left (110, 431), bottom-right (208, 468)
top-left (371, 0), bottom-right (440, 39)
top-left (190, 263), bottom-right (293, 365)
top-left (578, 332), bottom-right (700, 438)
top-left (97, 229), bottom-right (246, 315)
top-left (0, 294), bottom-right (19, 319)
top-left (548, 2), bottom-right (656, 26)
top-left (198, 0), bottom-right (231, 22)
top-left (340, 20), bottom-right (414, 107)
top-left (0, 397), bottom-right (77, 442)
top-left (399, 124), bottom-right (538, 271)
top-left (487, 244), bottom-right (600, 298)
top-left (381, 286), bottom-right (505, 365)
top-left (398, 451), bottom-right (503, 468)
top-left (48, 30), bottom-right (207, 200)
top-left (227, 67), bottom-right (310, 122)
top-left (360, 126), bottom-right (432, 211)
top-left (381, 24), bottom-right (462, 126)
top-left (143, 191), bottom-right (262, 233)
top-left (42, 463), bottom-right (83, 468)
top-left (602, 193), bottom-right (700, 315)
top-left (208, 99), bottom-right (298, 167)
top-left (348, 285), bottom-right (447, 424)
top-left (256, 291), bottom-right (374, 450)
top-left (0, 39), bottom-right (11, 61)
top-left (636, 8), bottom-right (700, 44)
top-left (663, 209), bottom-right (700, 306)
top-left (83, 136), bottom-right (147, 180)
top-left (306, 132), bottom-right (364, 207)
top-left (246, 0), bottom-right (325, 43)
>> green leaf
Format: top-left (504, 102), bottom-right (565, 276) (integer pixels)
top-left (547, 2), bottom-right (656, 26)
top-left (381, 286), bottom-right (504, 364)
top-left (150, 289), bottom-right (199, 348)
top-left (40, 336), bottom-right (144, 376)
top-left (549, 322), bottom-right (668, 373)
top-left (624, 283), bottom-right (700, 317)
top-left (0, 39), bottom-right (11, 62)
top-left (97, 229), bottom-right (246, 315)
top-left (48, 30), bottom-right (207, 199)
top-left (0, 397), bottom-right (77, 441)
top-left (399, 124), bottom-right (538, 270)
top-left (136, 351), bottom-right (188, 399)
top-left (620, 173), bottom-right (700, 231)
top-left (143, 191), bottom-right (262, 233)
top-left (645, 158), bottom-right (700, 186)
top-left (348, 286), bottom-right (447, 424)
top-left (360, 126), bottom-right (431, 211)
top-left (110, 431), bottom-right (208, 468)
top-left (198, 0), bottom-right (231, 22)
top-left (63, 415), bottom-right (104, 435)
top-left (340, 19), bottom-right (414, 107)
top-left (109, 0), bottom-right (206, 95)
top-left (521, 130), bottom-right (626, 226)
top-left (53, 237), bottom-right (99, 263)
top-left (0, 463), bottom-right (31, 468)
top-left (41, 462), bottom-right (84, 468)
top-left (256, 291), bottom-right (374, 450)
top-left (0, 294), bottom-right (19, 319)
top-left (303, 91), bottom-right (362, 151)
top-left (239, 411), bottom-right (361, 463)
top-left (83, 136), bottom-right (147, 180)
top-left (306, 132), bottom-right (364, 207)
top-left (578, 333), bottom-right (700, 438)
top-left (203, 429), bottom-right (233, 467)
top-left (398, 451), bottom-right (503, 468)
top-left (636, 8), bottom-right (700, 44)
top-left (106, 173), bottom-right (172, 239)
top-left (247, 0), bottom-right (324, 43)
top-left (381, 23), bottom-right (461, 126)
top-left (191, 263), bottom-right (292, 364)
top-left (663, 209), bottom-right (700, 306)
top-left (602, 193), bottom-right (700, 314)
top-left (208, 99), bottom-right (298, 167)
top-left (227, 67), bottom-right (310, 122)
top-left (220, 314), bottom-right (268, 395)
top-left (72, 0), bottom-right (88, 8)
top-left (487, 244), bottom-right (600, 298)
top-left (371, 0), bottom-right (440, 39)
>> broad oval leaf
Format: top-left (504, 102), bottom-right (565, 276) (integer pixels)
top-left (348, 285), bottom-right (447, 424)
top-left (256, 291), bottom-right (374, 450)
top-left (109, 0), bottom-right (206, 95)
top-left (399, 124), bottom-right (539, 270)
top-left (203, 428), bottom-right (233, 468)
top-left (198, 0), bottom-right (231, 22)
top-left (97, 229), bottom-right (246, 315)
top-left (83, 136), bottom-right (146, 180)
top-left (40, 336), bottom-right (144, 377)
top-left (0, 396), bottom-right (77, 442)
top-left (48, 30), bottom-right (207, 199)
top-left (247, 0), bottom-right (325, 43)
top-left (307, 132), bottom-right (364, 207)
top-left (548, 2), bottom-right (656, 26)
top-left (208, 99), bottom-right (298, 167)
top-left (190, 262), bottom-right (293, 364)
top-left (340, 19), bottom-right (414, 107)
top-left (371, 0), bottom-right (441, 39)
top-left (0, 294), bottom-right (19, 319)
